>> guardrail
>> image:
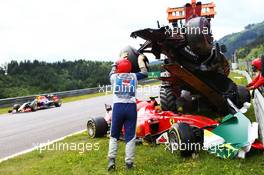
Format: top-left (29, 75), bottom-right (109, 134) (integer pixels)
top-left (0, 79), bottom-right (159, 108)
top-left (0, 87), bottom-right (100, 108)
top-left (233, 70), bottom-right (264, 144)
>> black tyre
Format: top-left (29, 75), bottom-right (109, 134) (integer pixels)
top-left (30, 102), bottom-right (37, 112)
top-left (168, 123), bottom-right (203, 157)
top-left (120, 46), bottom-right (140, 73)
top-left (186, 17), bottom-right (213, 57)
top-left (13, 104), bottom-right (21, 111)
top-left (237, 85), bottom-right (251, 108)
top-left (160, 86), bottom-right (177, 112)
top-left (54, 101), bottom-right (62, 107)
top-left (87, 117), bottom-right (108, 138)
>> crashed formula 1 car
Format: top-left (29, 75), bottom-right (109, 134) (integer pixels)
top-left (8, 94), bottom-right (62, 113)
top-left (124, 0), bottom-right (251, 115)
top-left (87, 97), bottom-right (264, 159)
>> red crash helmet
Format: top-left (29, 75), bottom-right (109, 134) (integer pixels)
top-left (252, 58), bottom-right (262, 71)
top-left (116, 58), bottom-right (132, 73)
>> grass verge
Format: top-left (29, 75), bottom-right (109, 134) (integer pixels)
top-left (61, 92), bottom-right (108, 103)
top-left (0, 132), bottom-right (263, 175)
top-left (229, 72), bottom-right (248, 86)
top-left (0, 107), bottom-right (10, 115)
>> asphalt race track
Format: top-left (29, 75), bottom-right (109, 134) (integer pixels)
top-left (0, 85), bottom-right (159, 159)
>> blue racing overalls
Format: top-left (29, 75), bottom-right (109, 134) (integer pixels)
top-left (108, 72), bottom-right (146, 164)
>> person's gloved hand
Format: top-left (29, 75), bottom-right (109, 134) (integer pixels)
top-left (137, 54), bottom-right (148, 77)
top-left (138, 54), bottom-right (148, 69)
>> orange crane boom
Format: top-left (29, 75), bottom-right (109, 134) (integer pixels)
top-left (167, 0), bottom-right (215, 23)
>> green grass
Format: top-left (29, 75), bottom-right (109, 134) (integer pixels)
top-left (61, 92), bottom-right (109, 103)
top-left (0, 132), bottom-right (263, 175)
top-left (229, 72), bottom-right (248, 86)
top-left (0, 107), bottom-right (10, 115)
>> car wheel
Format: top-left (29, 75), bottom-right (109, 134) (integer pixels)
top-left (55, 101), bottom-right (62, 107)
top-left (30, 102), bottom-right (37, 112)
top-left (160, 86), bottom-right (177, 112)
top-left (186, 17), bottom-right (213, 57)
top-left (168, 123), bottom-right (202, 157)
top-left (87, 117), bottom-right (108, 138)
top-left (13, 104), bottom-right (21, 112)
top-left (237, 85), bottom-right (251, 108)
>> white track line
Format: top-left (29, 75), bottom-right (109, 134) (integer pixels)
top-left (0, 129), bottom-right (86, 163)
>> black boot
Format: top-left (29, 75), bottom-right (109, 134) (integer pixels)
top-left (108, 158), bottom-right (116, 171)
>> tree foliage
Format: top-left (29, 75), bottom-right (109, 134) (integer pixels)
top-left (237, 36), bottom-right (264, 60)
top-left (0, 59), bottom-right (161, 98)
top-left (0, 60), bottom-right (113, 98)
top-left (218, 21), bottom-right (264, 59)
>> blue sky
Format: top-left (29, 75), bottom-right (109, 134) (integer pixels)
top-left (0, 0), bottom-right (263, 64)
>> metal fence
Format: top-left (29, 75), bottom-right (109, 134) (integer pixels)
top-left (233, 70), bottom-right (264, 144)
top-left (0, 79), bottom-right (159, 108)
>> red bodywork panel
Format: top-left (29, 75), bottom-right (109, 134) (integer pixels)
top-left (105, 99), bottom-right (218, 138)
top-left (135, 100), bottom-right (218, 137)
top-left (52, 95), bottom-right (60, 103)
top-left (252, 140), bottom-right (264, 150)
top-left (23, 108), bottom-right (33, 113)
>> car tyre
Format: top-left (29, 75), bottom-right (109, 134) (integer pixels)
top-left (168, 123), bottom-right (203, 157)
top-left (87, 117), bottom-right (108, 138)
top-left (160, 86), bottom-right (177, 112)
top-left (30, 102), bottom-right (37, 112)
top-left (55, 101), bottom-right (62, 107)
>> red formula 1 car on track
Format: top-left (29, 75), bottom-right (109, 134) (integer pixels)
top-left (8, 94), bottom-right (62, 113)
top-left (87, 97), bottom-right (264, 158)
